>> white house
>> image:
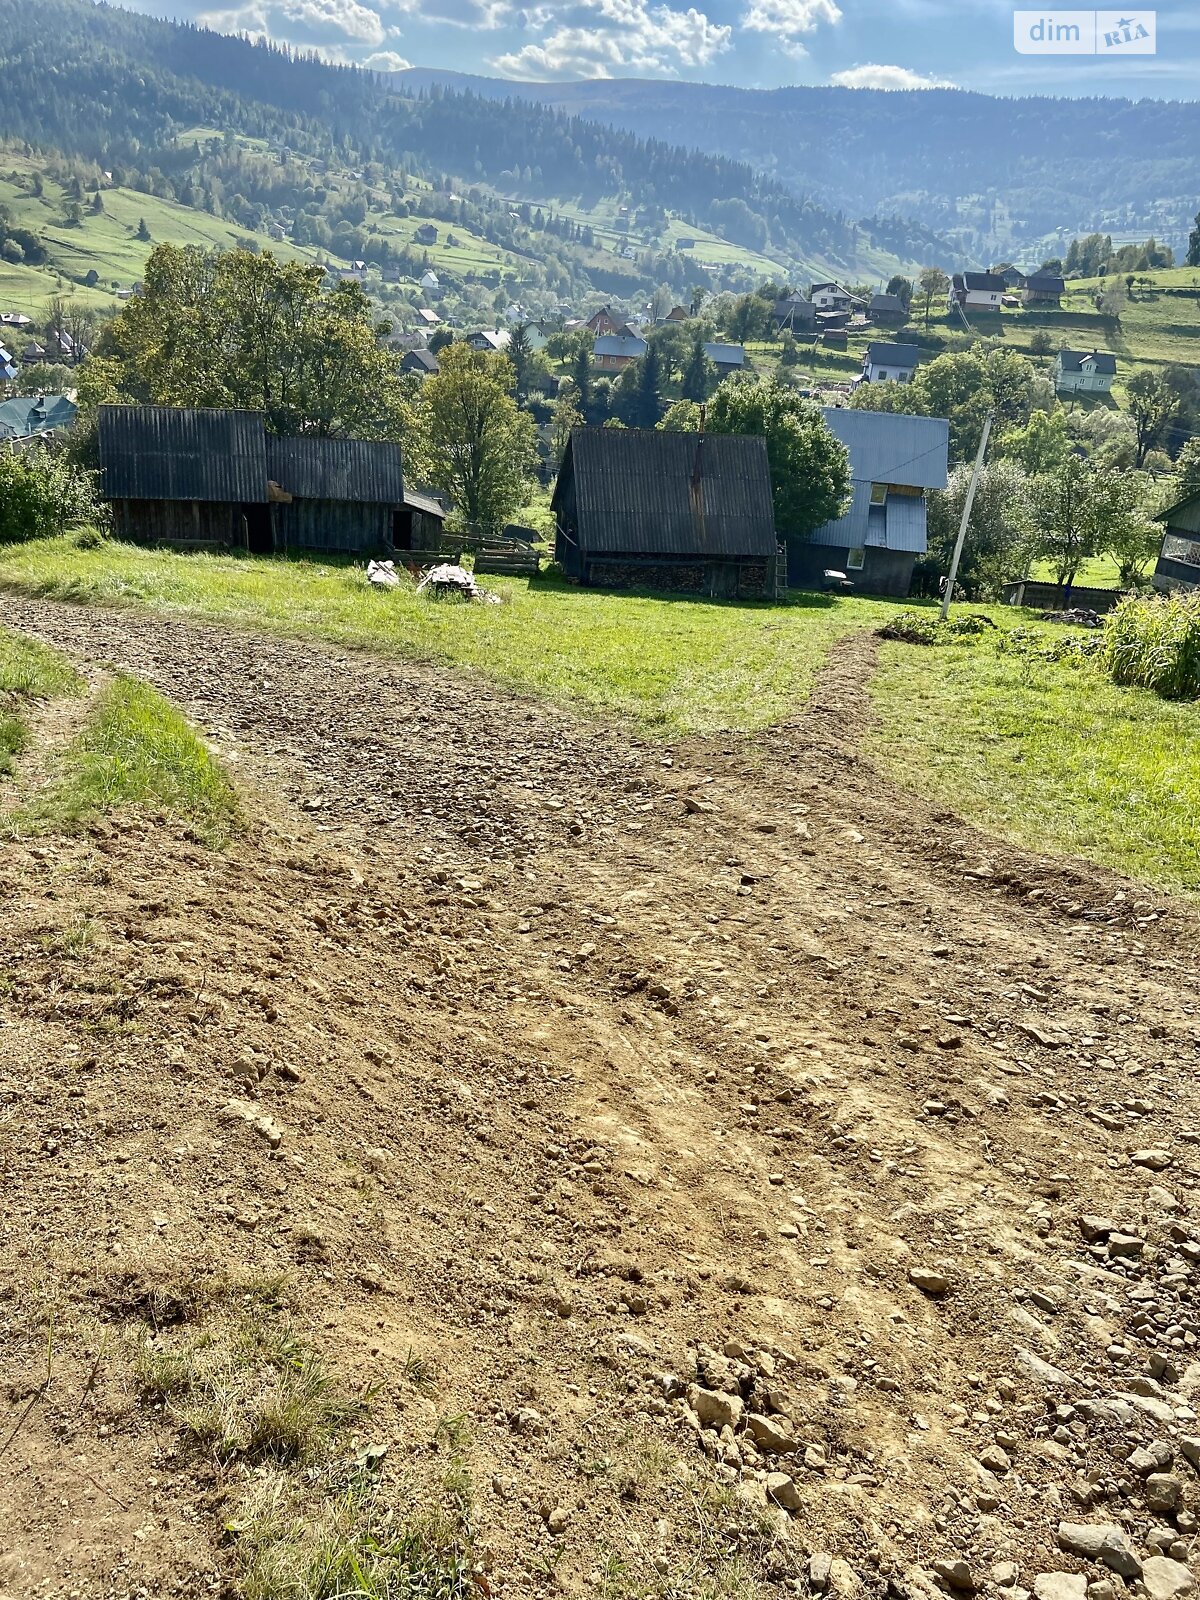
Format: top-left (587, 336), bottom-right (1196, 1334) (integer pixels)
top-left (861, 342), bottom-right (921, 384)
top-left (810, 281), bottom-right (853, 313)
top-left (465, 329), bottom-right (511, 353)
top-left (949, 272), bottom-right (1005, 311)
top-left (419, 270), bottom-right (440, 292)
top-left (1054, 348), bottom-right (1117, 396)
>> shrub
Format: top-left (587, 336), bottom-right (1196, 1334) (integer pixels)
top-left (0, 451), bottom-right (104, 544)
top-left (1101, 591), bottom-right (1200, 700)
top-left (878, 610), bottom-right (993, 645)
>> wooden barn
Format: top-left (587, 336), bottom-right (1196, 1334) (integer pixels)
top-left (1153, 488), bottom-right (1200, 593)
top-left (552, 427), bottom-right (779, 599)
top-left (266, 434), bottom-right (406, 555)
top-left (99, 405), bottom-right (272, 549)
top-left (98, 405), bottom-right (437, 558)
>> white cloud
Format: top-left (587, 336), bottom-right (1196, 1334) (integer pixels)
top-left (741, 0), bottom-right (838, 58)
top-left (829, 60), bottom-right (957, 88)
top-left (198, 0), bottom-right (388, 43)
top-left (389, 0), bottom-right (511, 27)
top-left (492, 0), bottom-right (730, 77)
top-left (363, 47), bottom-right (413, 67)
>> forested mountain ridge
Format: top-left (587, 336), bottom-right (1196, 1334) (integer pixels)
top-left (0, 0), bottom-right (947, 292)
top-left (398, 68), bottom-right (1200, 263)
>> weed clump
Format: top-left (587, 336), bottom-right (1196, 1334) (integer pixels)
top-left (1101, 591), bottom-right (1200, 700)
top-left (877, 610), bottom-right (993, 645)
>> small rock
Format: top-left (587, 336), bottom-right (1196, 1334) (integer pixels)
top-left (1131, 1149), bottom-right (1174, 1172)
top-left (766, 1471), bottom-right (801, 1511)
top-left (1057, 1522), bottom-right (1142, 1578)
top-left (1087, 1584), bottom-right (1116, 1600)
top-left (1079, 1215), bottom-right (1116, 1242)
top-left (804, 1445), bottom-right (827, 1471)
top-left (687, 1385), bottom-right (743, 1432)
top-left (933, 1558), bottom-right (976, 1592)
top-left (1142, 1559), bottom-right (1195, 1600)
top-left (1108, 1232), bottom-right (1145, 1259)
top-left (992, 1563), bottom-right (1020, 1589)
top-left (909, 1266), bottom-right (950, 1296)
top-left (252, 1115), bottom-right (282, 1149)
top-left (1145, 1475), bottom-right (1184, 1513)
top-left (810, 1553), bottom-right (834, 1592)
top-left (1033, 1576), bottom-right (1088, 1600)
top-left (1129, 1443), bottom-right (1175, 1477)
top-left (745, 1412), bottom-right (799, 1454)
top-left (980, 1444), bottom-right (1012, 1474)
top-left (545, 1506), bottom-right (570, 1535)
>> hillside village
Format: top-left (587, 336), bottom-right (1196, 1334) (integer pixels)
top-left (4, 6), bottom-right (1200, 1600)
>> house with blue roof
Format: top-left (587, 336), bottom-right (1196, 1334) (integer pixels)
top-left (787, 408), bottom-right (950, 599)
top-left (0, 392), bottom-right (78, 444)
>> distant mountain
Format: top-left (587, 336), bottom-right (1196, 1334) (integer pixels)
top-left (397, 68), bottom-right (1200, 261)
top-left (0, 0), bottom-right (949, 297)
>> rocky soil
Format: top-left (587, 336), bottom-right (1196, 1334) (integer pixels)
top-left (1, 595), bottom-right (1199, 1600)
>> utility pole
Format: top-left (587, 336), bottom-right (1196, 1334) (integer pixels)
top-left (940, 411), bottom-right (994, 620)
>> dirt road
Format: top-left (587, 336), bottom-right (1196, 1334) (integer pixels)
top-left (3, 595), bottom-right (1199, 1600)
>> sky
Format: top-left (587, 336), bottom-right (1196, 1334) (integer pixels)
top-left (157, 0), bottom-right (1200, 96)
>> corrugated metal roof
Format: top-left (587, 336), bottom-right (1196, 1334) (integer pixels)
top-left (403, 487), bottom-right (447, 518)
top-left (99, 405), bottom-right (267, 503)
top-left (267, 435), bottom-right (405, 505)
top-left (864, 342), bottom-right (921, 367)
top-left (703, 343), bottom-right (746, 366)
top-left (820, 408), bottom-right (949, 491)
top-left (0, 393), bottom-right (76, 440)
top-left (808, 479), bottom-right (872, 548)
top-left (594, 334), bottom-right (646, 359)
top-left (554, 427), bottom-right (776, 559)
top-left (882, 494), bottom-right (928, 553)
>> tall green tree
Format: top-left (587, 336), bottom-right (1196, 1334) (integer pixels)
top-left (84, 244), bottom-right (408, 437)
top-left (1174, 436), bottom-right (1200, 499)
top-left (680, 336), bottom-right (713, 403)
top-left (411, 342), bottom-right (536, 532)
top-left (633, 342), bottom-right (663, 429)
top-left (918, 266), bottom-right (949, 328)
top-left (1126, 371), bottom-right (1179, 468)
top-left (1030, 460), bottom-right (1149, 590)
top-left (1188, 209), bottom-right (1200, 269)
top-left (926, 460), bottom-right (1031, 598)
top-left (507, 321), bottom-right (535, 402)
top-left (670, 378), bottom-right (850, 540)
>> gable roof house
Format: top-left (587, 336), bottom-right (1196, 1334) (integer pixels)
top-left (810, 282), bottom-right (854, 312)
top-left (465, 329), bottom-right (511, 352)
top-left (1054, 348), bottom-right (1116, 395)
top-left (702, 342), bottom-right (747, 374)
top-left (552, 427), bottom-right (779, 599)
top-left (786, 409), bottom-right (949, 599)
top-left (861, 342), bottom-right (922, 384)
top-left (1152, 488), bottom-right (1200, 594)
top-left (414, 223), bottom-right (438, 245)
top-left (401, 348), bottom-right (440, 378)
top-left (950, 272), bottom-right (1005, 310)
top-left (773, 294), bottom-right (816, 333)
top-left (97, 404), bottom-right (435, 557)
top-left (1022, 272), bottom-right (1064, 306)
top-left (998, 267), bottom-right (1026, 289)
top-left (585, 307), bottom-right (621, 336)
top-left (593, 332), bottom-right (646, 371)
top-left (868, 293), bottom-right (908, 325)
top-left (0, 393), bottom-right (78, 445)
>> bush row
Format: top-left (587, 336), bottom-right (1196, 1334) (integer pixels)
top-left (0, 451), bottom-right (104, 544)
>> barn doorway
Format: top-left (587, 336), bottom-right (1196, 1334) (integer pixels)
top-left (243, 504), bottom-right (274, 555)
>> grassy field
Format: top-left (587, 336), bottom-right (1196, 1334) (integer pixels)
top-left (0, 535), bottom-right (896, 735)
top-left (2, 535), bottom-right (1197, 893)
top-left (870, 630), bottom-right (1200, 896)
top-left (0, 623), bottom-right (83, 772)
top-left (19, 672), bottom-right (239, 845)
top-left (0, 150), bottom-right (331, 318)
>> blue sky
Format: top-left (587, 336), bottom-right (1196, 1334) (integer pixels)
top-left (161, 0), bottom-right (1199, 95)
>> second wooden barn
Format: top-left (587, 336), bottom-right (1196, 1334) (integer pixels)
top-left (267, 434), bottom-right (405, 555)
top-left (552, 426), bottom-right (779, 599)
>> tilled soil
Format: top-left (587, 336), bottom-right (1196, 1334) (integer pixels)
top-left (2, 595), bottom-right (1199, 1600)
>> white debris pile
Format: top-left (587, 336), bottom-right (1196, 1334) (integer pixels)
top-left (366, 559), bottom-right (402, 589)
top-left (416, 563), bottom-right (502, 604)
